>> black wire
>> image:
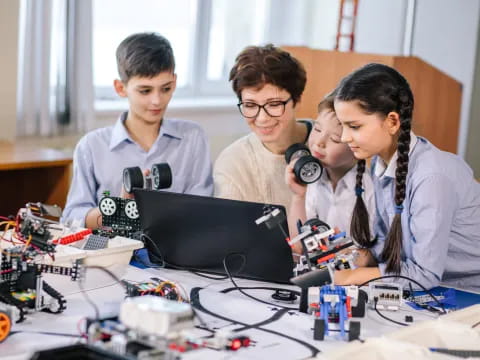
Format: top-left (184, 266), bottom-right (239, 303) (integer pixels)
top-left (373, 298), bottom-right (408, 327)
top-left (472, 321), bottom-right (480, 328)
top-left (222, 253), bottom-right (298, 310)
top-left (140, 233), bottom-right (166, 267)
top-left (79, 265), bottom-right (128, 322)
top-left (79, 278), bottom-right (100, 321)
top-left (190, 287), bottom-right (320, 357)
top-left (405, 282), bottom-right (442, 314)
top-left (358, 275), bottom-right (447, 314)
top-left (9, 330), bottom-right (81, 338)
top-left (191, 306), bottom-right (208, 328)
top-left (141, 233), bottom-right (243, 280)
top-left (221, 286), bottom-right (300, 296)
top-left (189, 271), bottom-right (229, 280)
top-left (232, 308), bottom-right (291, 332)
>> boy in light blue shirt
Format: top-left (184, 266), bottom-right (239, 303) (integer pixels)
top-left (62, 33), bottom-right (213, 228)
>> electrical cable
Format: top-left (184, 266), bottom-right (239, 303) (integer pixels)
top-left (405, 282), bottom-right (443, 314)
top-left (373, 298), bottom-right (409, 327)
top-left (358, 275), bottom-right (447, 314)
top-left (222, 253), bottom-right (298, 310)
top-left (231, 307), bottom-right (291, 332)
top-left (221, 286), bottom-right (300, 297)
top-left (9, 330), bottom-right (81, 338)
top-left (79, 265), bottom-right (127, 322)
top-left (472, 321), bottom-right (480, 329)
top-left (189, 271), bottom-right (229, 280)
top-left (190, 287), bottom-right (320, 357)
top-left (141, 233), bottom-right (241, 280)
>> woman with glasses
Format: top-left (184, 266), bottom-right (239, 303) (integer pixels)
top-left (213, 44), bottom-right (311, 210)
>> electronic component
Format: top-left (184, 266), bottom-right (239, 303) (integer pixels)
top-left (369, 282), bottom-right (403, 311)
top-left (0, 246), bottom-right (81, 341)
top-left (122, 279), bottom-right (183, 302)
top-left (82, 234), bottom-right (109, 250)
top-left (99, 194), bottom-right (141, 239)
top-left (120, 296), bottom-right (193, 337)
top-left (53, 229), bottom-right (93, 245)
top-left (81, 296), bottom-right (250, 358)
top-left (255, 205), bottom-right (286, 229)
top-left (310, 285), bottom-right (361, 341)
top-left (271, 289), bottom-right (298, 303)
top-left (285, 143), bottom-right (323, 184)
top-left (123, 163), bottom-right (172, 194)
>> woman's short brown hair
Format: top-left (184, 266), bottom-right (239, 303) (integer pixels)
top-left (229, 44), bottom-right (306, 105)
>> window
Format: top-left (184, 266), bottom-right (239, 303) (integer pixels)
top-left (93, 0), bottom-right (197, 99)
top-left (92, 0), bottom-right (270, 102)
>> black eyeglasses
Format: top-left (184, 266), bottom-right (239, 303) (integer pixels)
top-left (237, 97), bottom-right (292, 118)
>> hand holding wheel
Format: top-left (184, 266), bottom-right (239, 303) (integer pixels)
top-left (285, 143), bottom-right (323, 184)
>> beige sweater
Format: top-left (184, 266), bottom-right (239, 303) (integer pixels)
top-left (214, 132), bottom-right (293, 210)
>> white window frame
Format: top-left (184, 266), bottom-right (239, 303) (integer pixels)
top-left (94, 0), bottom-right (284, 106)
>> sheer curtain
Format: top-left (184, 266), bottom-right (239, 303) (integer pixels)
top-left (17, 0), bottom-right (94, 137)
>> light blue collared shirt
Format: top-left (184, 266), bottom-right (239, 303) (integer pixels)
top-left (62, 112), bottom-right (213, 225)
top-left (370, 134), bottom-right (480, 291)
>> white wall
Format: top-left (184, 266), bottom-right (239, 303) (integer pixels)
top-left (356, 0), bottom-right (407, 55)
top-left (466, 23), bottom-right (480, 177)
top-left (353, 0), bottom-right (480, 159)
top-left (411, 0), bottom-right (480, 157)
top-left (308, 0), bottom-right (341, 50)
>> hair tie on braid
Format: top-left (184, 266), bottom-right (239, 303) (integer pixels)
top-left (355, 186), bottom-right (364, 197)
top-left (394, 204), bottom-right (404, 214)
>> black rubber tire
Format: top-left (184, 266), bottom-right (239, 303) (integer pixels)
top-left (348, 321), bottom-right (361, 341)
top-left (313, 318), bottom-right (325, 341)
top-left (294, 155), bottom-right (323, 184)
top-left (151, 163), bottom-right (172, 190)
top-left (285, 143), bottom-right (310, 163)
top-left (351, 289), bottom-right (368, 318)
top-left (123, 166), bottom-right (144, 193)
top-left (304, 218), bottom-right (331, 231)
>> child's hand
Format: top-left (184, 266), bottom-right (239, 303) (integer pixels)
top-left (120, 169), bottom-right (150, 199)
top-left (285, 159), bottom-right (307, 197)
top-left (333, 269), bottom-right (352, 285)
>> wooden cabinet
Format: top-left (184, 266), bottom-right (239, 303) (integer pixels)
top-left (0, 142), bottom-right (72, 217)
top-left (283, 47), bottom-right (462, 153)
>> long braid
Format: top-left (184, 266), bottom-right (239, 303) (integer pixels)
top-left (335, 63), bottom-right (415, 274)
top-left (381, 95), bottom-right (412, 273)
top-left (350, 159), bottom-right (373, 247)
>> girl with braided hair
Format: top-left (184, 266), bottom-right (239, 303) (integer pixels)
top-left (285, 93), bottom-right (375, 254)
top-left (333, 63), bottom-right (480, 291)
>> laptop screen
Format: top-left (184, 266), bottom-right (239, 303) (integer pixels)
top-left (134, 189), bottom-right (294, 284)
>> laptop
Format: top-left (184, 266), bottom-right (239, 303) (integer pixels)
top-left (134, 189), bottom-right (294, 284)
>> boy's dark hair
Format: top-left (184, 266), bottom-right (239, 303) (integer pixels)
top-left (335, 63), bottom-right (414, 274)
top-left (116, 32), bottom-right (175, 83)
top-left (229, 44), bottom-right (306, 105)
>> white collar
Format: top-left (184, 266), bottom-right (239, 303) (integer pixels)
top-left (319, 163), bottom-right (358, 191)
top-left (374, 132), bottom-right (418, 179)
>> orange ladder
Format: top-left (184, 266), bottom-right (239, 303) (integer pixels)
top-left (335, 0), bottom-right (360, 51)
